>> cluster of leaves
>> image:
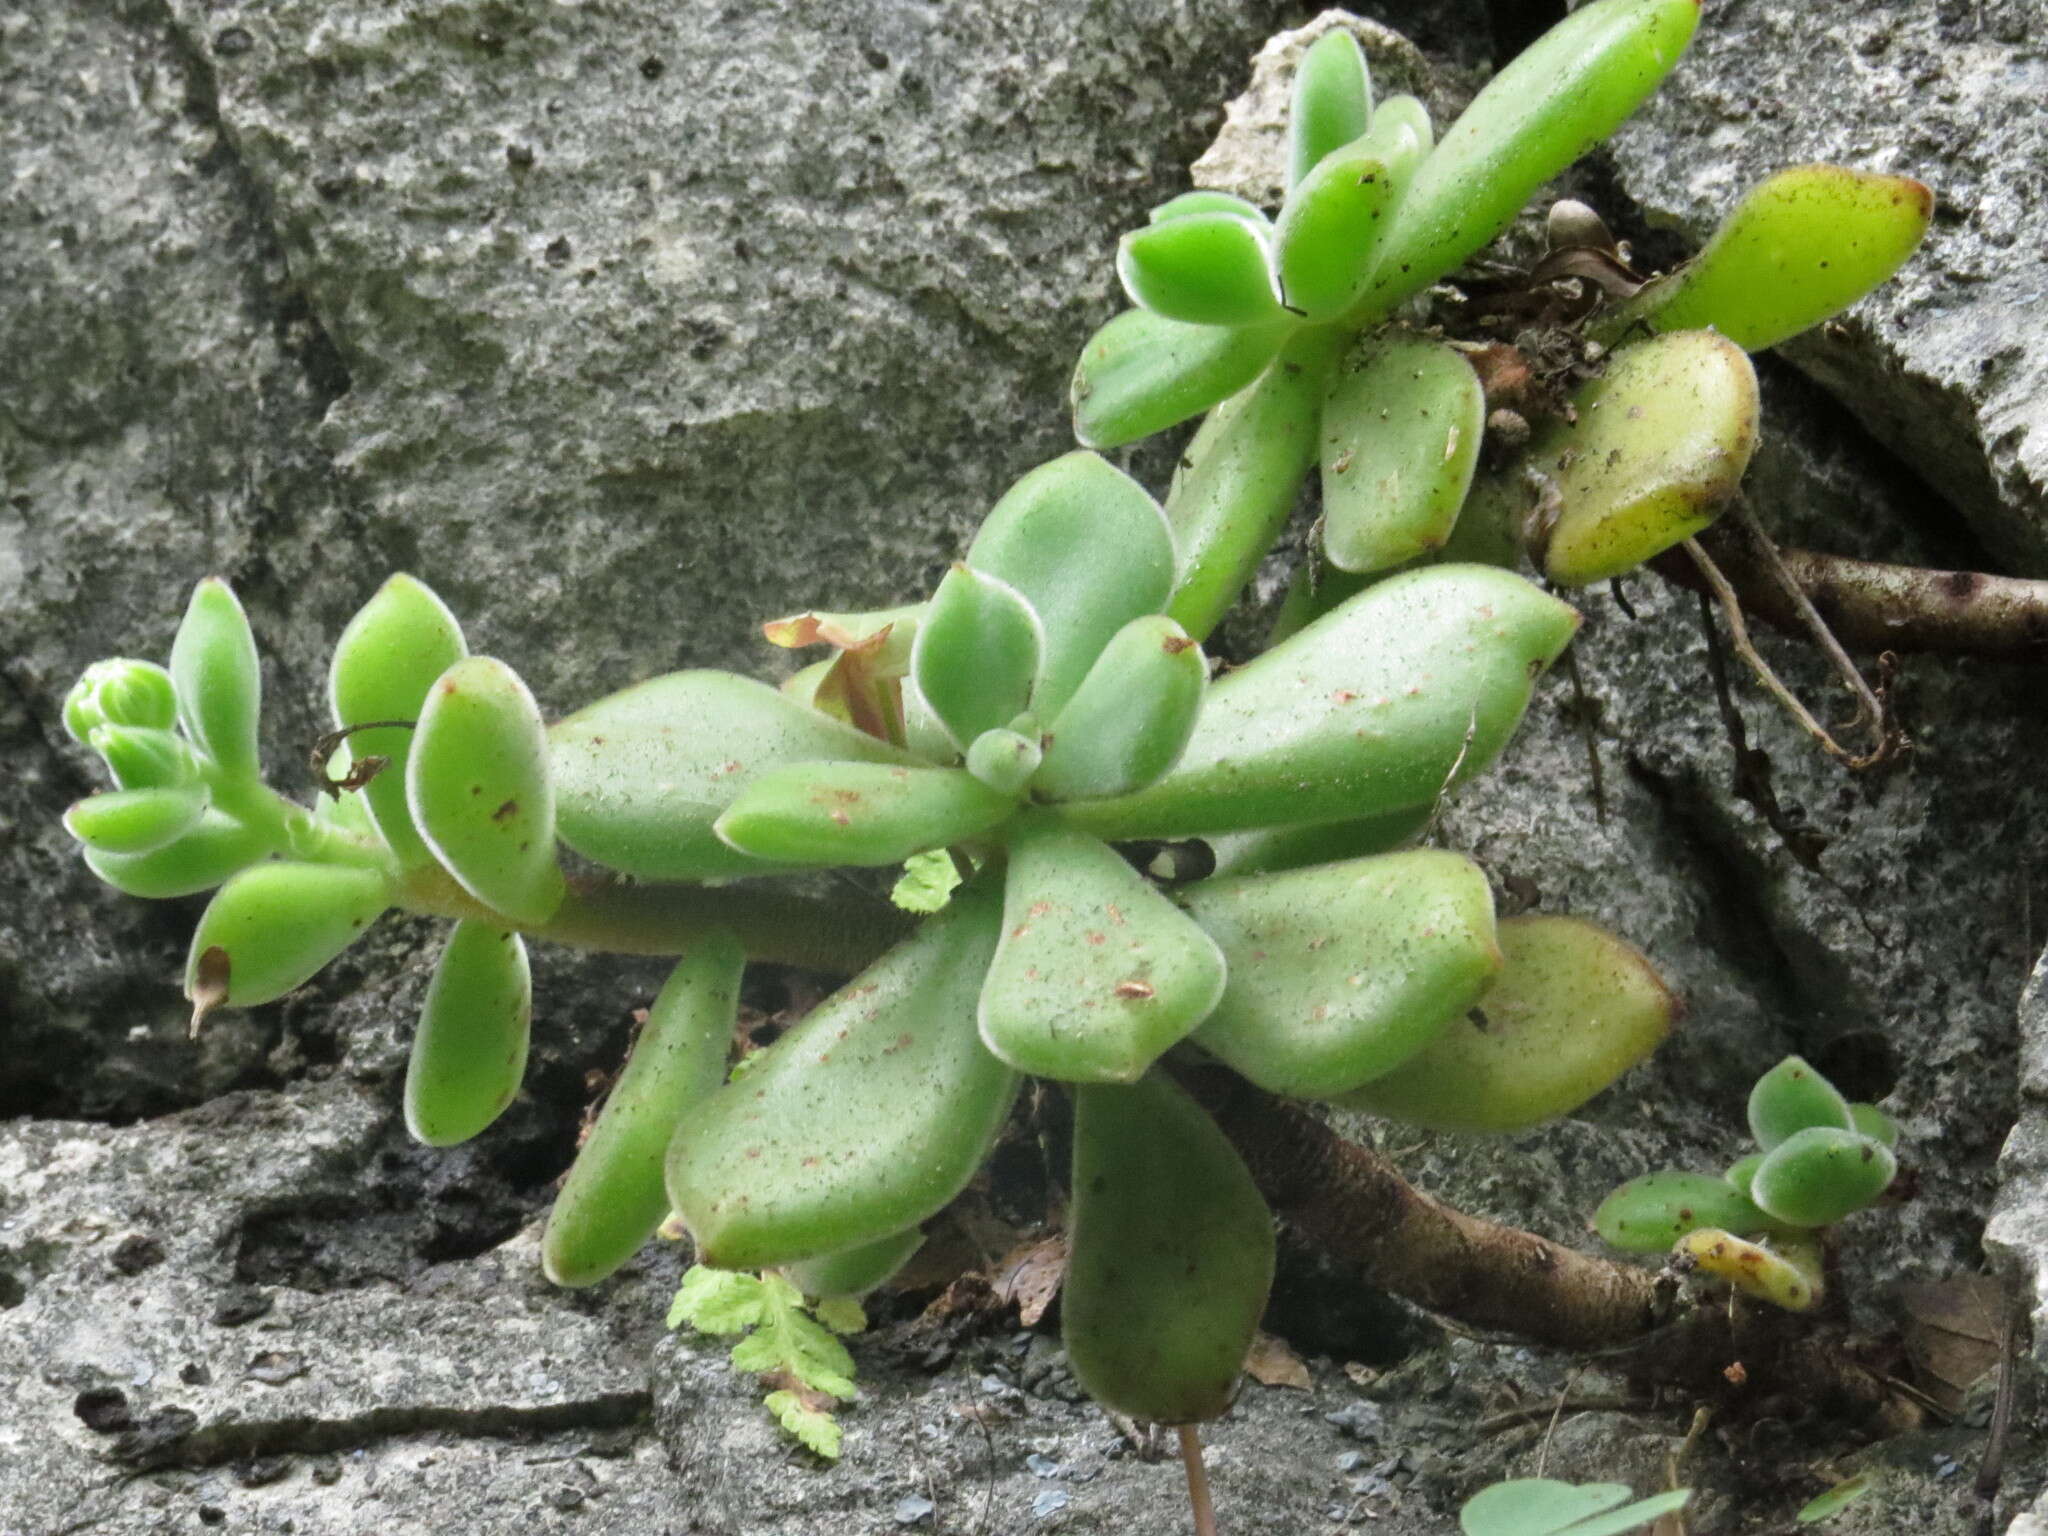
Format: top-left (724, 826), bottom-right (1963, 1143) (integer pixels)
top-left (57, 0), bottom-right (1932, 1477)
top-left (667, 1266), bottom-right (866, 1460)
top-left (1594, 1056), bottom-right (1899, 1311)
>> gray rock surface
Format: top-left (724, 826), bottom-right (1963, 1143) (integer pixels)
top-left (6, 0), bottom-right (2048, 1530)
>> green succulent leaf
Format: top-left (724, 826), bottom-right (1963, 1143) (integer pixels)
top-left (1164, 327), bottom-right (1343, 641)
top-left (1725, 1152), bottom-right (1766, 1197)
top-left (64, 659), bottom-right (179, 742)
top-left (912, 565), bottom-right (1043, 750)
top-left (782, 1228), bottom-right (926, 1300)
top-left (169, 578), bottom-right (263, 781)
top-left (1593, 1171), bottom-right (1772, 1254)
top-left (966, 452), bottom-right (1176, 718)
top-left (552, 671), bottom-right (918, 881)
top-left (329, 573), bottom-right (469, 868)
top-left (1320, 332), bottom-right (1485, 572)
top-left (404, 920), bottom-right (533, 1149)
top-left (1150, 191), bottom-right (1271, 225)
top-left (184, 860), bottom-right (393, 1012)
top-left (714, 760), bottom-right (1015, 868)
top-left (1535, 330), bottom-right (1760, 586)
top-left (1063, 1074), bottom-right (1275, 1425)
top-left (1849, 1101), bottom-right (1899, 1148)
top-left (83, 811), bottom-right (278, 899)
top-left (1184, 849), bottom-right (1500, 1099)
top-left (89, 724), bottom-right (202, 791)
top-left (1364, 0), bottom-right (1700, 314)
top-left (964, 727), bottom-right (1042, 796)
top-left (1034, 616), bottom-right (1206, 802)
top-left (1460, 1479), bottom-right (1691, 1536)
top-left (1287, 28), bottom-right (1373, 189)
top-left (1275, 103), bottom-right (1428, 321)
top-left (1202, 804), bottom-right (1432, 879)
top-left (1116, 212), bottom-right (1285, 328)
top-left (1748, 1055), bottom-right (1855, 1150)
top-left (1070, 564), bottom-right (1579, 841)
top-left (1337, 914), bottom-right (1675, 1131)
top-left (666, 880), bottom-right (1016, 1269)
top-left (63, 785), bottom-right (208, 856)
top-left (407, 656), bottom-right (565, 927)
top-left (1070, 309), bottom-right (1288, 451)
top-left (1750, 1126), bottom-right (1896, 1228)
top-left (978, 810), bottom-right (1226, 1083)
top-left (1610, 165), bottom-right (1933, 352)
top-left (542, 931), bottom-right (743, 1286)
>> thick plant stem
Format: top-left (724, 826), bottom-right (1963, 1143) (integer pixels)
top-left (399, 863), bottom-right (913, 974)
top-left (1192, 1071), bottom-right (1667, 1348)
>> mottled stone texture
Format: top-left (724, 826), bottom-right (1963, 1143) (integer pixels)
top-left (4, 0), bottom-right (2045, 1530)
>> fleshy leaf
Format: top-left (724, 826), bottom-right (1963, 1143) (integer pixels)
top-left (1337, 914), bottom-right (1675, 1131)
top-left (64, 659), bottom-right (179, 742)
top-left (978, 810), bottom-right (1226, 1083)
top-left (1034, 616), bottom-right (1206, 802)
top-left (1748, 1055), bottom-right (1855, 1150)
top-left (1750, 1126), bottom-right (1896, 1228)
top-left (1164, 328), bottom-right (1341, 641)
top-left (1116, 212), bottom-right (1285, 328)
top-left (666, 880), bottom-right (1016, 1268)
top-left (1610, 165), bottom-right (1933, 352)
top-left (1070, 565), bottom-right (1579, 841)
top-left (404, 921), bottom-right (533, 1148)
top-left (84, 812), bottom-right (277, 899)
top-left (1796, 1475), bottom-right (1876, 1525)
top-left (552, 671), bottom-right (918, 881)
top-left (1536, 330), bottom-right (1760, 586)
top-left (1287, 28), bottom-right (1373, 189)
top-left (1593, 1171), bottom-right (1772, 1254)
top-left (63, 785), bottom-right (208, 856)
top-left (1320, 333), bottom-right (1485, 572)
top-left (1204, 805), bottom-right (1432, 879)
top-left (407, 656), bottom-right (565, 926)
top-left (169, 578), bottom-right (263, 780)
top-left (713, 760), bottom-right (1014, 867)
top-left (1183, 850), bottom-right (1499, 1099)
top-left (912, 565), bottom-right (1042, 750)
top-left (1149, 191), bottom-right (1270, 225)
top-left (183, 861), bottom-right (392, 1012)
top-left (783, 1228), bottom-right (926, 1300)
top-left (1063, 1074), bottom-right (1275, 1424)
top-left (1850, 1102), bottom-right (1899, 1148)
top-left (1675, 1228), bottom-right (1823, 1312)
top-left (90, 724), bottom-right (202, 791)
top-left (542, 932), bottom-right (743, 1285)
top-left (964, 727), bottom-right (1041, 796)
top-left (1275, 105), bottom-right (1426, 321)
top-left (329, 573), bottom-right (469, 868)
top-left (1362, 0), bottom-right (1699, 313)
top-left (1070, 309), bottom-right (1287, 451)
top-left (966, 452), bottom-right (1176, 718)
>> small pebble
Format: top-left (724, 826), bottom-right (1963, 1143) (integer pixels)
top-left (894, 1493), bottom-right (936, 1526)
top-left (1032, 1489), bottom-right (1070, 1519)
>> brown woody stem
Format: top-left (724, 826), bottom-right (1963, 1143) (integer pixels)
top-left (1653, 528), bottom-right (2048, 662)
top-left (1192, 1072), bottom-right (1666, 1349)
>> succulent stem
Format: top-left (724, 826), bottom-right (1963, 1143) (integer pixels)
top-left (397, 862), bottom-right (911, 973)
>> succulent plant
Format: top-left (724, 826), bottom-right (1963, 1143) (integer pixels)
top-left (58, 0), bottom-right (1931, 1510)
